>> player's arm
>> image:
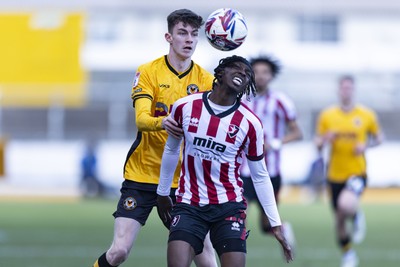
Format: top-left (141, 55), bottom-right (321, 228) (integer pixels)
top-left (134, 97), bottom-right (163, 131)
top-left (369, 130), bottom-right (384, 147)
top-left (247, 159), bottom-right (293, 262)
top-left (156, 134), bottom-right (182, 223)
top-left (314, 111), bottom-right (335, 153)
top-left (355, 113), bottom-right (384, 155)
top-left (247, 159), bottom-right (280, 226)
top-left (269, 119), bottom-right (303, 151)
top-left (131, 67), bottom-right (166, 132)
top-left (134, 98), bottom-right (183, 137)
top-left (284, 119), bottom-right (303, 144)
top-left (162, 115), bottom-right (184, 139)
top-left (368, 111), bottom-right (384, 148)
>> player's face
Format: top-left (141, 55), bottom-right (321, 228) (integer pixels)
top-left (338, 79), bottom-right (355, 104)
top-left (252, 62), bottom-right (273, 93)
top-left (167, 21), bottom-right (199, 60)
top-left (221, 62), bottom-right (252, 94)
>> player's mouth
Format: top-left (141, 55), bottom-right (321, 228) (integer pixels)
top-left (183, 46), bottom-right (193, 51)
top-left (232, 77), bottom-right (243, 86)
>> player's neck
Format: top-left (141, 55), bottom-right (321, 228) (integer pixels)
top-left (167, 53), bottom-right (192, 73)
top-left (340, 101), bottom-right (355, 112)
top-left (208, 90), bottom-right (237, 106)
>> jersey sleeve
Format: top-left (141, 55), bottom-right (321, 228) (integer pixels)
top-left (245, 118), bottom-right (265, 161)
top-left (316, 110), bottom-right (328, 136)
top-left (131, 66), bottom-right (154, 106)
top-left (157, 136), bottom-right (182, 196)
top-left (247, 159), bottom-right (281, 227)
top-left (131, 65), bottom-right (163, 131)
top-left (368, 109), bottom-right (381, 136)
top-left (277, 93), bottom-right (297, 122)
top-left (134, 98), bottom-right (164, 131)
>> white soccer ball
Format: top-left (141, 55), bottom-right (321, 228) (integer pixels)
top-left (205, 8), bottom-right (248, 51)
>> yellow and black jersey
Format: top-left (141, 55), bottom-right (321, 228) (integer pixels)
top-left (124, 55), bottom-right (214, 189)
top-left (316, 104), bottom-right (381, 183)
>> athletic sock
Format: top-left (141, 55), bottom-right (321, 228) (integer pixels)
top-left (339, 236), bottom-right (351, 252)
top-left (94, 252), bottom-right (117, 267)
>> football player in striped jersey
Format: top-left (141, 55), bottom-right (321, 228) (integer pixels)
top-left (157, 55), bottom-right (293, 267)
top-left (239, 56), bottom-right (302, 254)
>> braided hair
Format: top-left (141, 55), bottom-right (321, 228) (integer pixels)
top-left (212, 55), bottom-right (257, 101)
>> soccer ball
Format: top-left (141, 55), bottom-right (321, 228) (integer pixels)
top-left (205, 8), bottom-right (248, 51)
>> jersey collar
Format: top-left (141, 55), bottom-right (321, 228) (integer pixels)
top-left (202, 91), bottom-right (241, 118)
top-left (164, 55), bottom-right (194, 79)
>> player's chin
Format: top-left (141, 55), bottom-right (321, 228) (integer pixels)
top-left (181, 48), bottom-right (194, 57)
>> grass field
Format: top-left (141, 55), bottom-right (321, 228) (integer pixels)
top-left (0, 196), bottom-right (399, 267)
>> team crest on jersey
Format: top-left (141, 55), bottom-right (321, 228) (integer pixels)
top-left (123, 197), bottom-right (137, 210)
top-left (228, 124), bottom-right (240, 138)
top-left (353, 117), bottom-right (362, 127)
top-left (186, 84), bottom-right (199, 95)
top-left (132, 72), bottom-right (141, 88)
top-left (171, 215), bottom-right (180, 227)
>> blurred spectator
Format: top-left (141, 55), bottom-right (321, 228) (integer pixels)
top-left (0, 137), bottom-right (5, 177)
top-left (303, 155), bottom-right (325, 202)
top-left (80, 142), bottom-right (104, 198)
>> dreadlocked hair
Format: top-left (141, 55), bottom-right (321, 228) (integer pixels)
top-left (212, 55), bottom-right (257, 101)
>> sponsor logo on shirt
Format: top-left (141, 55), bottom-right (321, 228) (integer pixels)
top-left (193, 137), bottom-right (226, 153)
top-left (159, 84), bottom-right (170, 88)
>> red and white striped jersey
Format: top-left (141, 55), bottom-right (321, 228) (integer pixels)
top-left (171, 91), bottom-right (265, 206)
top-left (241, 90), bottom-right (297, 177)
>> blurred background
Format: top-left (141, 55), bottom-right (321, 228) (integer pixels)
top-left (0, 0), bottom-right (399, 195)
top-left (0, 1), bottom-right (399, 267)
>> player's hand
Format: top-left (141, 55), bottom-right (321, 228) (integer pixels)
top-left (156, 195), bottom-right (173, 225)
top-left (267, 138), bottom-right (282, 151)
top-left (354, 142), bottom-right (366, 155)
top-left (323, 131), bottom-right (336, 143)
top-left (272, 225), bottom-right (294, 263)
top-left (162, 115), bottom-right (183, 139)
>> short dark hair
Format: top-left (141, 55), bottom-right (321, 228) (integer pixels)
top-left (249, 55), bottom-right (282, 78)
top-left (213, 55), bottom-right (257, 100)
top-left (167, 9), bottom-right (204, 33)
top-left (338, 74), bottom-right (354, 84)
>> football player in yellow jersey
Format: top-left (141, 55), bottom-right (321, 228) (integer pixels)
top-left (315, 75), bottom-right (384, 267)
top-left (93, 9), bottom-right (217, 267)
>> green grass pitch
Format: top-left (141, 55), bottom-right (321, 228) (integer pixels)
top-left (0, 198), bottom-right (399, 267)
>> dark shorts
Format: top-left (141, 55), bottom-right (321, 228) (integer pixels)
top-left (169, 202), bottom-right (247, 256)
top-left (242, 175), bottom-right (281, 204)
top-left (113, 180), bottom-right (176, 227)
top-left (328, 176), bottom-right (367, 210)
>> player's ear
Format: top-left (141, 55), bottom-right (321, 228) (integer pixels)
top-left (165, 32), bottom-right (172, 44)
top-left (216, 70), bottom-right (224, 80)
